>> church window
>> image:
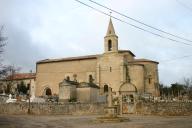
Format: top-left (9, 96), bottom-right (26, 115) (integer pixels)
top-left (108, 40), bottom-right (112, 51)
top-left (148, 78), bottom-right (152, 84)
top-left (148, 75), bottom-right (152, 84)
top-left (104, 84), bottom-right (108, 93)
top-left (89, 74), bottom-right (94, 83)
top-left (66, 76), bottom-right (70, 81)
top-left (110, 67), bottom-right (112, 72)
top-left (45, 88), bottom-right (52, 96)
top-left (73, 74), bottom-right (77, 82)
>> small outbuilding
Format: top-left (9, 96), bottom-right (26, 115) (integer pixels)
top-left (77, 82), bottom-right (100, 103)
top-left (59, 79), bottom-right (103, 103)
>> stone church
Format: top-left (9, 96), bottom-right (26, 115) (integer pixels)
top-left (35, 18), bottom-right (160, 98)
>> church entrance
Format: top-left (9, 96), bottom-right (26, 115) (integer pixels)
top-left (44, 88), bottom-right (52, 96)
top-left (122, 94), bottom-right (135, 114)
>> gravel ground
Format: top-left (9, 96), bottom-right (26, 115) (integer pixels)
top-left (0, 114), bottom-right (192, 128)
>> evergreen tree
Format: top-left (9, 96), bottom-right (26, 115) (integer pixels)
top-left (18, 81), bottom-right (28, 94)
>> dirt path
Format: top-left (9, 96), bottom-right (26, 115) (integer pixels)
top-left (0, 115), bottom-right (192, 128)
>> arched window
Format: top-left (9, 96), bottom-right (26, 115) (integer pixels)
top-left (66, 76), bottom-right (70, 81)
top-left (104, 84), bottom-right (108, 93)
top-left (148, 78), bottom-right (151, 84)
top-left (108, 40), bottom-right (112, 51)
top-left (89, 74), bottom-right (93, 83)
top-left (110, 67), bottom-right (112, 72)
top-left (45, 88), bottom-right (52, 96)
top-left (73, 74), bottom-right (77, 81)
top-left (148, 75), bottom-right (152, 84)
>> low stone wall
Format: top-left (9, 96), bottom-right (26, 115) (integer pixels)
top-left (1, 101), bottom-right (192, 116)
top-left (135, 101), bottom-right (192, 116)
top-left (0, 95), bottom-right (8, 103)
top-left (0, 102), bottom-right (106, 115)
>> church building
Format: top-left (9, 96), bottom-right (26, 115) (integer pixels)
top-left (35, 18), bottom-right (160, 98)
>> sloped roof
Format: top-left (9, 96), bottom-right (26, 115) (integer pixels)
top-left (37, 54), bottom-right (100, 64)
top-left (6, 73), bottom-right (36, 81)
top-left (129, 59), bottom-right (159, 64)
top-left (118, 50), bottom-right (135, 57)
top-left (59, 79), bottom-right (79, 86)
top-left (78, 82), bottom-right (100, 89)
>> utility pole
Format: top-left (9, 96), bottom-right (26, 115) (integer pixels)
top-left (28, 70), bottom-right (32, 114)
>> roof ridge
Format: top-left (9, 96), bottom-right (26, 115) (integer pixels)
top-left (37, 54), bottom-right (100, 64)
top-left (129, 58), bottom-right (159, 64)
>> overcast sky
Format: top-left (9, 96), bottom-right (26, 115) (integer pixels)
top-left (0, 0), bottom-right (192, 85)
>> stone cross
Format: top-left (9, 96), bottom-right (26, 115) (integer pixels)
top-left (107, 88), bottom-right (113, 107)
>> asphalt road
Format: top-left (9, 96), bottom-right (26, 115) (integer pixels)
top-left (0, 114), bottom-right (192, 128)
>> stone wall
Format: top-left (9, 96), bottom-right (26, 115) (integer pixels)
top-left (0, 102), bottom-right (105, 115)
top-left (1, 101), bottom-right (192, 116)
top-left (0, 95), bottom-right (8, 103)
top-left (135, 101), bottom-right (192, 116)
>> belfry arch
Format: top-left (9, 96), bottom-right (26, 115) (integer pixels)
top-left (108, 40), bottom-right (112, 51)
top-left (104, 84), bottom-right (109, 93)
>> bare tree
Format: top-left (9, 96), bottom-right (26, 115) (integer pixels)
top-left (0, 25), bottom-right (9, 94)
top-left (183, 77), bottom-right (192, 99)
top-left (183, 77), bottom-right (192, 87)
top-left (0, 26), bottom-right (21, 94)
top-left (0, 26), bottom-right (7, 56)
top-left (0, 25), bottom-right (8, 79)
top-left (4, 65), bottom-right (21, 94)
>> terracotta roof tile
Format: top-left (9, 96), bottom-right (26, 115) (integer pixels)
top-left (6, 73), bottom-right (36, 80)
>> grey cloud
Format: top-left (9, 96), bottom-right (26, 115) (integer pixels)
top-left (2, 24), bottom-right (45, 72)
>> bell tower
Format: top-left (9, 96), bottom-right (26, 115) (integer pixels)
top-left (104, 18), bottom-right (118, 53)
